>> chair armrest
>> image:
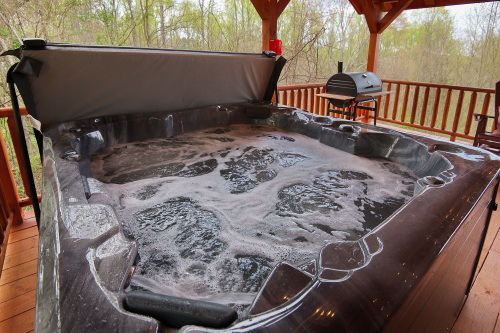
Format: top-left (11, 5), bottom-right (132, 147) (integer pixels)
top-left (474, 113), bottom-right (495, 121)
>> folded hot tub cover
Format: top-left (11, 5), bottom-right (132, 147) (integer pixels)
top-left (4, 39), bottom-right (278, 127)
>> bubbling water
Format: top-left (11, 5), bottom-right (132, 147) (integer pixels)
top-left (88, 124), bottom-right (416, 313)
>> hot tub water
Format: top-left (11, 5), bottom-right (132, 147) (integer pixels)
top-left (87, 124), bottom-right (416, 314)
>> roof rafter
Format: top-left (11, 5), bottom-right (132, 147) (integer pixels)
top-left (378, 0), bottom-right (415, 33)
top-left (360, 0), bottom-right (382, 33)
top-left (251, 0), bottom-right (270, 19)
top-left (277, 0), bottom-right (291, 16)
top-left (251, 0), bottom-right (290, 19)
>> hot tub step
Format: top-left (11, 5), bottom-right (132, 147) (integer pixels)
top-left (123, 290), bottom-right (237, 329)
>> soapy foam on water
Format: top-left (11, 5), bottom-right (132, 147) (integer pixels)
top-left (88, 124), bottom-right (416, 311)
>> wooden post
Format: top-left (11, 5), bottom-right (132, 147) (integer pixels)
top-left (0, 126), bottom-right (22, 225)
top-left (251, 0), bottom-right (290, 52)
top-left (367, 33), bottom-right (380, 73)
top-left (359, 0), bottom-right (414, 73)
top-left (261, 0), bottom-right (277, 51)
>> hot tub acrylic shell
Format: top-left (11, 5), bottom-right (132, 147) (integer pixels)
top-left (37, 104), bottom-right (500, 333)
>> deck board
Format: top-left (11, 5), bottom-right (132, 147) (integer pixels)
top-left (0, 308), bottom-right (35, 333)
top-left (7, 227), bottom-right (39, 245)
top-left (5, 236), bottom-right (39, 257)
top-left (3, 247), bottom-right (38, 270)
top-left (451, 251), bottom-right (500, 332)
top-left (0, 274), bottom-right (37, 304)
top-left (451, 195), bottom-right (500, 333)
top-left (0, 289), bottom-right (37, 322)
top-left (0, 215), bottom-right (38, 332)
top-left (11, 213), bottom-right (36, 232)
top-left (0, 259), bottom-right (38, 286)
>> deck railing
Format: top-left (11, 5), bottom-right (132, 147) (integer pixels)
top-left (278, 80), bottom-right (496, 142)
top-left (0, 107), bottom-right (38, 227)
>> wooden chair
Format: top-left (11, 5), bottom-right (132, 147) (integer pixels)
top-left (473, 81), bottom-right (500, 152)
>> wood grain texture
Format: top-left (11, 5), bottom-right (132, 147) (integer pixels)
top-left (0, 259), bottom-right (38, 286)
top-left (7, 227), bottom-right (39, 245)
top-left (3, 246), bottom-right (38, 270)
top-left (452, 251), bottom-right (500, 333)
top-left (0, 308), bottom-right (35, 333)
top-left (4, 236), bottom-right (38, 258)
top-left (0, 289), bottom-right (36, 321)
top-left (0, 273), bottom-right (37, 304)
top-left (10, 214), bottom-right (36, 232)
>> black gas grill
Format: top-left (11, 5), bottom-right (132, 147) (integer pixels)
top-left (317, 71), bottom-right (391, 125)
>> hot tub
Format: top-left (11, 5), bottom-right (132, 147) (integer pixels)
top-left (5, 40), bottom-right (499, 332)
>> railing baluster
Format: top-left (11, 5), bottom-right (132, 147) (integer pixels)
top-left (430, 88), bottom-right (441, 128)
top-left (302, 89), bottom-right (311, 110)
top-left (479, 93), bottom-right (495, 132)
top-left (303, 89), bottom-right (307, 110)
top-left (410, 86), bottom-right (420, 124)
top-left (0, 126), bottom-right (22, 225)
top-left (420, 86), bottom-right (430, 126)
top-left (392, 83), bottom-right (400, 120)
top-left (451, 90), bottom-right (465, 141)
top-left (464, 91), bottom-right (477, 136)
top-left (321, 86), bottom-right (327, 115)
top-left (6, 116), bottom-right (31, 197)
top-left (401, 85), bottom-right (410, 122)
top-left (441, 89), bottom-right (452, 131)
top-left (312, 88), bottom-right (317, 114)
top-left (0, 188), bottom-right (9, 230)
top-left (314, 88), bottom-right (320, 115)
top-left (481, 93), bottom-right (491, 115)
top-left (310, 88), bottom-right (314, 112)
top-left (311, 88), bottom-right (314, 112)
top-left (383, 83), bottom-right (391, 119)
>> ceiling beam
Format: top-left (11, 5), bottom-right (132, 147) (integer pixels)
top-left (250, 0), bottom-right (270, 19)
top-left (378, 0), bottom-right (415, 33)
top-left (349, 0), bottom-right (364, 14)
top-left (277, 0), bottom-right (291, 16)
top-left (404, 0), bottom-right (496, 10)
top-left (360, 0), bottom-right (382, 33)
top-left (350, 0), bottom-right (496, 73)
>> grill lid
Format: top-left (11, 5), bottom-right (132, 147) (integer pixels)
top-left (326, 72), bottom-right (382, 97)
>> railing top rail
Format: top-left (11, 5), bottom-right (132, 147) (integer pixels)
top-left (278, 81), bottom-right (495, 94)
top-left (0, 107), bottom-right (27, 118)
top-left (381, 79), bottom-right (495, 94)
top-left (278, 83), bottom-right (325, 90)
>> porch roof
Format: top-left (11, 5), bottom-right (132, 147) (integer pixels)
top-left (251, 0), bottom-right (498, 72)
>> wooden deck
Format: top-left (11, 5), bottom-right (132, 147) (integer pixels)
top-left (0, 210), bottom-right (37, 333)
top-left (0, 208), bottom-right (499, 332)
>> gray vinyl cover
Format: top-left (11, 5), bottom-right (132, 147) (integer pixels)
top-left (21, 45), bottom-right (276, 127)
